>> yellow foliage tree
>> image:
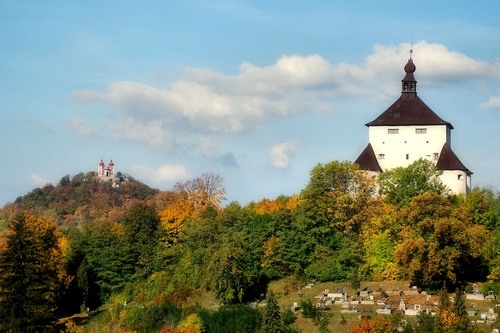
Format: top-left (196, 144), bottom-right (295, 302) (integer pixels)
top-left (160, 173), bottom-right (226, 242)
top-left (254, 195), bottom-right (301, 215)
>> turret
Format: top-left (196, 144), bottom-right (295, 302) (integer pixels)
top-left (401, 50), bottom-right (417, 100)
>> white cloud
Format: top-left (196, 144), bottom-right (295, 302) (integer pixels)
top-left (270, 141), bottom-right (296, 169)
top-left (104, 118), bottom-right (177, 150)
top-left (479, 96), bottom-right (500, 109)
top-left (131, 164), bottom-right (191, 189)
top-left (72, 41), bottom-right (500, 152)
top-left (66, 117), bottom-right (98, 137)
top-left (30, 173), bottom-right (50, 188)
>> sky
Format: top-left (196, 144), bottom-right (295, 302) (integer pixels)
top-left (1, 1), bottom-right (500, 207)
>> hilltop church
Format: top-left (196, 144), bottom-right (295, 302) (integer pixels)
top-left (97, 159), bottom-right (115, 179)
top-left (355, 54), bottom-right (472, 196)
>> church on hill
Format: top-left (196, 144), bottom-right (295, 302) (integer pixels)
top-left (97, 159), bottom-right (115, 179)
top-left (354, 53), bottom-right (472, 196)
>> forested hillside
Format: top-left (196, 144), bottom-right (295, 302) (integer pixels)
top-left (0, 160), bottom-right (499, 332)
top-left (0, 171), bottom-right (162, 227)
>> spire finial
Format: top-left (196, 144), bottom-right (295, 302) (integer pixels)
top-left (409, 47), bottom-right (413, 59)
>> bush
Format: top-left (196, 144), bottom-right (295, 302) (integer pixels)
top-left (299, 298), bottom-right (318, 319)
top-left (122, 301), bottom-right (181, 333)
top-left (282, 307), bottom-right (296, 325)
top-left (198, 304), bottom-right (262, 333)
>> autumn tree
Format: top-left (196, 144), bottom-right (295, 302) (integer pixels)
top-left (379, 158), bottom-right (448, 207)
top-left (395, 193), bottom-right (490, 290)
top-left (0, 213), bottom-right (69, 332)
top-left (436, 289), bottom-right (466, 332)
top-left (160, 173), bottom-right (226, 242)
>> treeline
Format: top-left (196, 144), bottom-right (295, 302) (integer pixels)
top-left (0, 159), bottom-right (498, 332)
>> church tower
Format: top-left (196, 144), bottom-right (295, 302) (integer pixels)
top-left (355, 54), bottom-right (472, 195)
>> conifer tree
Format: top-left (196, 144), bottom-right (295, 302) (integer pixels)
top-left (261, 292), bottom-right (283, 333)
top-left (0, 213), bottom-right (67, 332)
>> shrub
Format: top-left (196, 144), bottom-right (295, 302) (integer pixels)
top-left (198, 304), bottom-right (262, 333)
top-left (281, 307), bottom-right (296, 325)
top-left (122, 301), bottom-right (181, 333)
top-left (299, 298), bottom-right (318, 319)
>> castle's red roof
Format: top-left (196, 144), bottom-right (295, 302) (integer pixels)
top-left (436, 143), bottom-right (472, 174)
top-left (365, 95), bottom-right (453, 128)
top-left (354, 143), bottom-right (382, 172)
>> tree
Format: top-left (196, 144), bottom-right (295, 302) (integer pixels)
top-left (416, 311), bottom-right (440, 333)
top-left (213, 244), bottom-right (248, 304)
top-left (67, 220), bottom-right (136, 308)
top-left (160, 173), bottom-right (226, 242)
top-left (0, 213), bottom-right (69, 332)
top-left (300, 160), bottom-right (375, 237)
top-left (349, 320), bottom-right (373, 333)
top-left (463, 187), bottom-right (500, 231)
top-left (173, 172), bottom-right (226, 212)
top-left (261, 292), bottom-right (283, 333)
top-left (121, 203), bottom-right (161, 271)
top-left (394, 193), bottom-right (490, 290)
top-left (379, 158), bottom-right (448, 207)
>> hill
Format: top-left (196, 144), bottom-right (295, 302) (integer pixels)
top-left (0, 171), bottom-right (167, 227)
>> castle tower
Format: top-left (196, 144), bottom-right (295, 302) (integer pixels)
top-left (354, 55), bottom-right (472, 195)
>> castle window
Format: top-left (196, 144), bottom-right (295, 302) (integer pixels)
top-left (378, 154), bottom-right (385, 159)
top-left (458, 174), bottom-right (463, 180)
top-left (416, 128), bottom-right (427, 134)
top-left (406, 154), bottom-right (409, 160)
top-left (433, 153), bottom-right (439, 161)
top-left (388, 129), bottom-right (399, 134)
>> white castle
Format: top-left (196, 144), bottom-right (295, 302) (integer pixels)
top-left (355, 55), bottom-right (472, 196)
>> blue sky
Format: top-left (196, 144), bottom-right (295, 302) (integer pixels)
top-left (1, 1), bottom-right (500, 206)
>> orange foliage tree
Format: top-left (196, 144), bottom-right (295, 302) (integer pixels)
top-left (394, 193), bottom-right (490, 290)
top-left (160, 173), bottom-right (226, 242)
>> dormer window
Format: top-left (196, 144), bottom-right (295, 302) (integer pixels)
top-left (415, 128), bottom-right (427, 134)
top-left (388, 129), bottom-right (399, 134)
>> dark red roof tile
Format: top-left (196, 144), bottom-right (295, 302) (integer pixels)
top-left (354, 143), bottom-right (382, 172)
top-left (365, 95), bottom-right (453, 128)
top-left (436, 143), bottom-right (472, 174)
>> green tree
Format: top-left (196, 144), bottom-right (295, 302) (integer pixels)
top-left (261, 292), bottom-right (283, 333)
top-left (0, 213), bottom-right (68, 332)
top-left (121, 203), bottom-right (161, 272)
top-left (448, 288), bottom-right (474, 332)
top-left (300, 160), bottom-right (375, 237)
top-left (67, 220), bottom-right (136, 308)
top-left (464, 187), bottom-right (500, 231)
top-left (213, 243), bottom-right (248, 304)
top-left (379, 158), bottom-right (447, 207)
top-left (415, 311), bottom-right (440, 333)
